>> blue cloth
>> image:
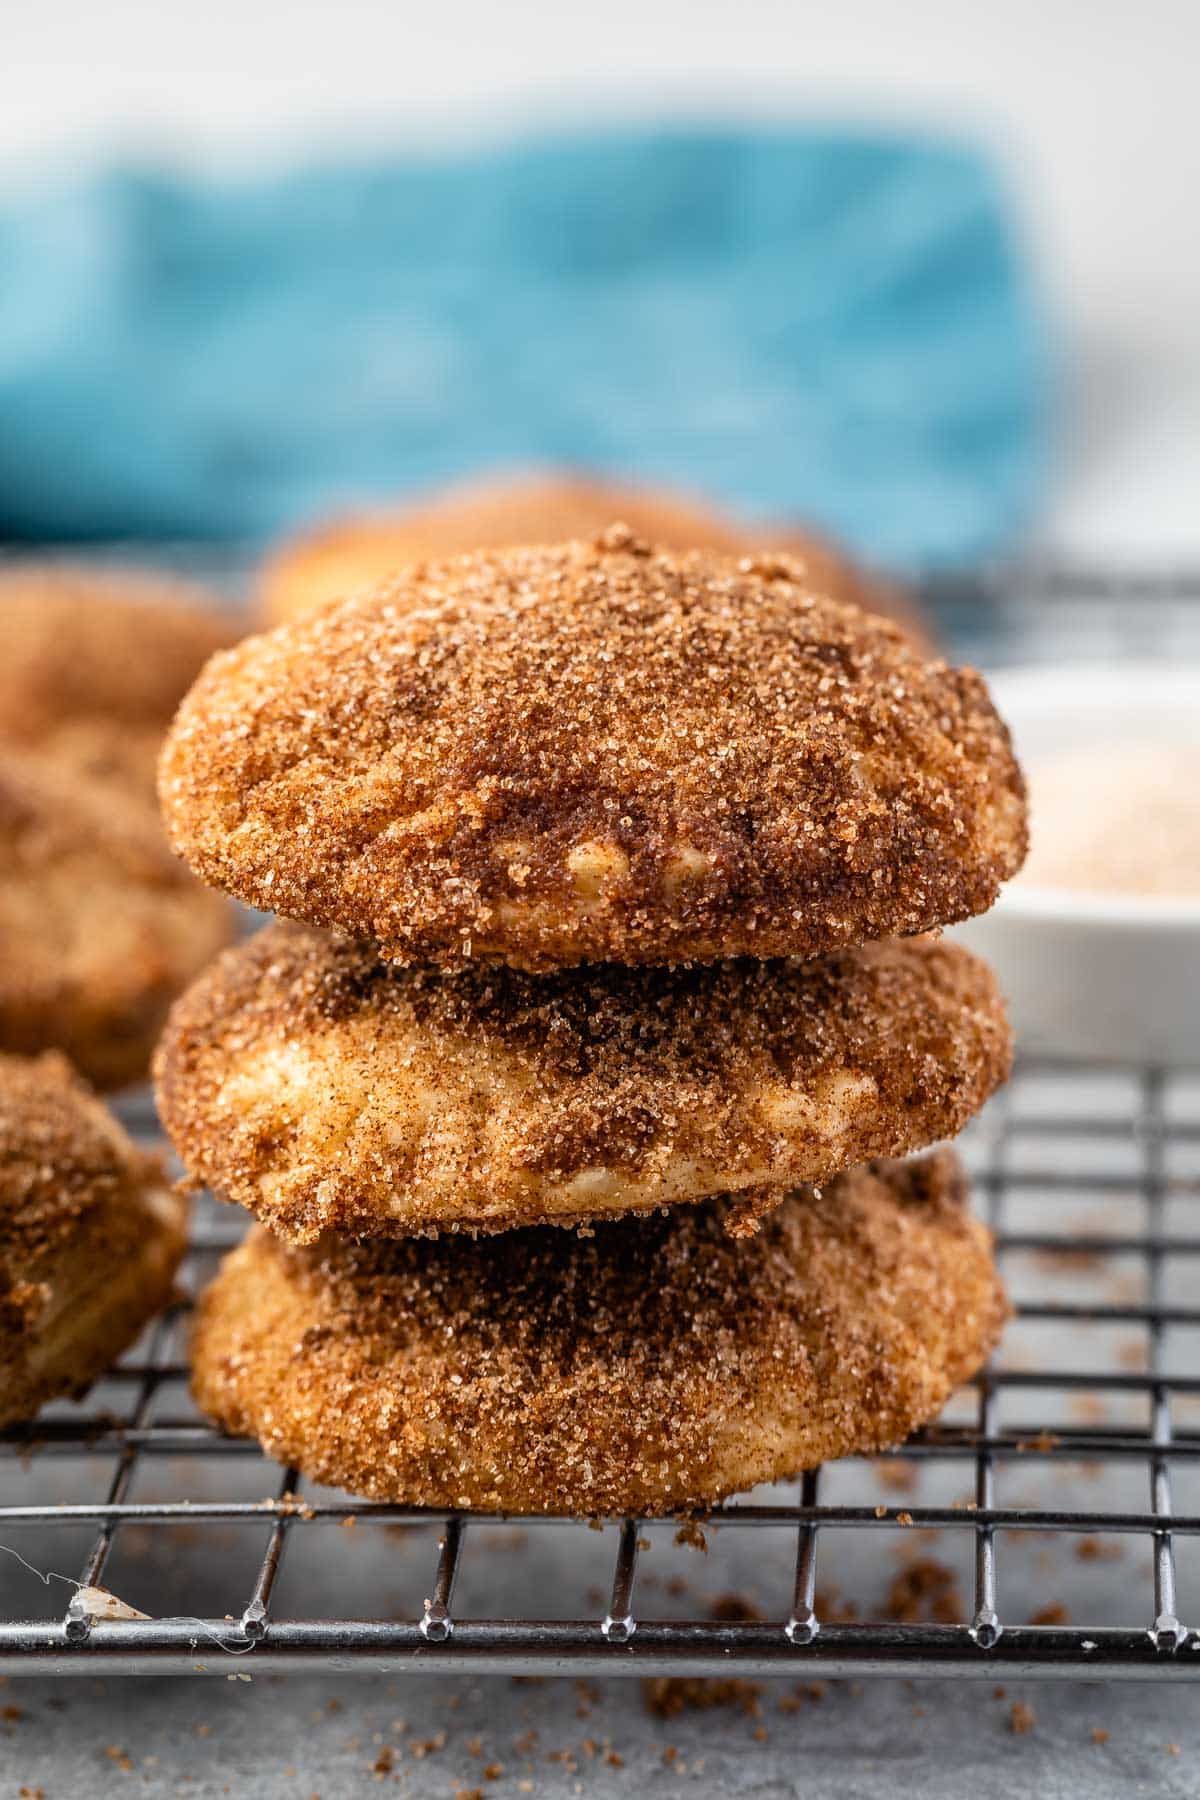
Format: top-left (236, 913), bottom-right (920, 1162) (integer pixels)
top-left (0, 129), bottom-right (1048, 566)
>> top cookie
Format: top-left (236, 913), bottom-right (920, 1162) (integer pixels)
top-left (0, 564), bottom-right (237, 799)
top-left (259, 472), bottom-right (925, 642)
top-left (162, 534), bottom-right (1027, 971)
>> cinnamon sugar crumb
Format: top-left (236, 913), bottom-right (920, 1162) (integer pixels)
top-left (1077, 1536), bottom-right (1123, 1562)
top-left (884, 1558), bottom-right (963, 1624)
top-left (643, 1677), bottom-right (763, 1720)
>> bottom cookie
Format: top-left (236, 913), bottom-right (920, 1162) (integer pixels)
top-left (192, 1150), bottom-right (1006, 1515)
top-left (0, 1052), bottom-right (188, 1427)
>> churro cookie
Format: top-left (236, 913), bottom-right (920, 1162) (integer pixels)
top-left (0, 1052), bottom-right (187, 1427)
top-left (157, 924), bottom-right (1010, 1241)
top-left (162, 536), bottom-right (1026, 971)
top-left (0, 752), bottom-right (235, 1089)
top-left (192, 1149), bottom-right (1006, 1514)
top-left (0, 564), bottom-right (237, 797)
top-left (260, 473), bottom-right (924, 640)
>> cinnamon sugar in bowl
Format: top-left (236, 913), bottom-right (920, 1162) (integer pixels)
top-left (956, 666), bottom-right (1200, 1063)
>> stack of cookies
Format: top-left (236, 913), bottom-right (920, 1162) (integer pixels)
top-left (156, 532), bottom-right (1025, 1516)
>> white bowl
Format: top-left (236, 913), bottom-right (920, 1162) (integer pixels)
top-left (954, 665), bottom-right (1200, 1066)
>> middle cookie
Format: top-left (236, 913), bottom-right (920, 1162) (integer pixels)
top-left (156, 923), bottom-right (1010, 1240)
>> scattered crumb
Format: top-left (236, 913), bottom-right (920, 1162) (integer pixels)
top-left (815, 1586), bottom-right (857, 1625)
top-left (674, 1521), bottom-right (709, 1552)
top-left (1029, 1603), bottom-right (1069, 1626)
top-left (896, 1511), bottom-right (914, 1527)
top-left (1010, 1701), bottom-right (1037, 1735)
top-left (371, 1747), bottom-right (394, 1777)
top-left (1069, 1394), bottom-right (1111, 1425)
top-left (1167, 1744), bottom-right (1181, 1756)
top-left (1033, 1246), bottom-right (1103, 1274)
top-left (884, 1559), bottom-right (963, 1625)
top-left (709, 1594), bottom-right (763, 1623)
top-left (1077, 1536), bottom-right (1124, 1562)
top-left (1015, 1431), bottom-right (1061, 1454)
top-left (643, 1676), bottom-right (763, 1720)
top-left (1092, 1728), bottom-right (1110, 1745)
top-left (574, 1679), bottom-right (599, 1718)
top-left (104, 1745), bottom-right (134, 1772)
top-left (276, 1493), bottom-right (316, 1520)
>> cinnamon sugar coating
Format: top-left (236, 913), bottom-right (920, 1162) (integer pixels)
top-left (260, 472), bottom-right (927, 643)
top-left (162, 536), bottom-right (1026, 971)
top-left (156, 923), bottom-right (1010, 1241)
top-left (0, 1052), bottom-right (186, 1426)
top-left (0, 752), bottom-right (235, 1089)
top-left (0, 563), bottom-right (237, 798)
top-left (191, 1150), bottom-right (1007, 1514)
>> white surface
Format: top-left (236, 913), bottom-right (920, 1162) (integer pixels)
top-left (3, 0), bottom-right (1199, 561)
top-left (957, 665), bottom-right (1200, 1063)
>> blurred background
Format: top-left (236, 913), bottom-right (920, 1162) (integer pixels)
top-left (1, 0), bottom-right (1197, 571)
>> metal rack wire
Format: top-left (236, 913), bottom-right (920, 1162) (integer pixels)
top-left (1, 1056), bottom-right (1198, 1679)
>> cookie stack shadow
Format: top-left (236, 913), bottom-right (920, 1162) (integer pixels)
top-left (154, 532), bottom-right (1027, 1518)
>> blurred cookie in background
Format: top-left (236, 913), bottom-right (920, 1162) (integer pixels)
top-left (0, 1050), bottom-right (187, 1428)
top-left (0, 564), bottom-right (239, 802)
top-left (260, 471), bottom-right (929, 644)
top-left (0, 751), bottom-right (235, 1090)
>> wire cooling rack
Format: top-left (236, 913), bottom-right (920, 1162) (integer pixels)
top-left (1, 1056), bottom-right (1199, 1680)
top-left (1, 556), bottom-right (1198, 1680)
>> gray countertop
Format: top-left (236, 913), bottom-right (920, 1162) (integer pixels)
top-left (3, 1664), bottom-right (1198, 1797)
